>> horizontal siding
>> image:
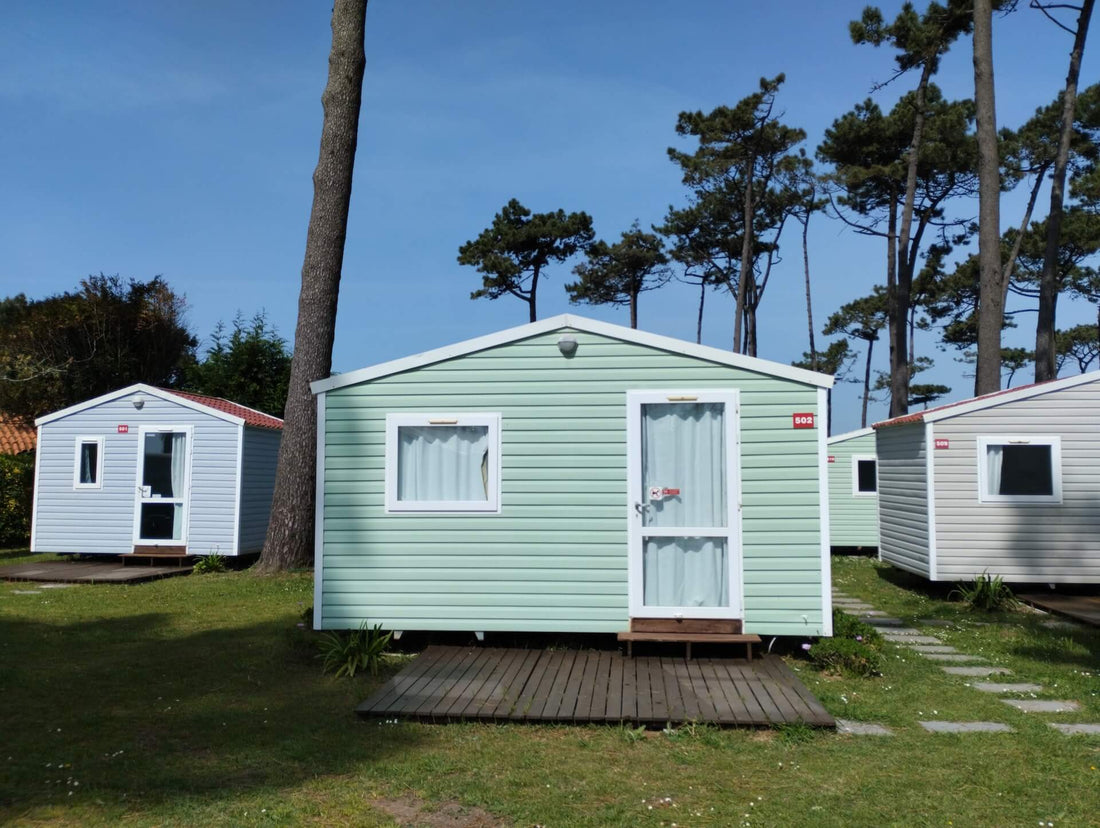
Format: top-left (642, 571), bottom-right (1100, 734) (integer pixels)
top-left (237, 427), bottom-right (281, 554)
top-left (320, 328), bottom-right (826, 635)
top-left (876, 423), bottom-right (930, 577)
top-left (931, 380), bottom-right (1100, 583)
top-left (827, 432), bottom-right (879, 547)
top-left (32, 390), bottom-right (239, 556)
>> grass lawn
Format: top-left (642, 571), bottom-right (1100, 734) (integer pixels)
top-left (1, 549), bottom-right (1098, 827)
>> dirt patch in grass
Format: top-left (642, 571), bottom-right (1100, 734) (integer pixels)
top-left (372, 795), bottom-right (507, 828)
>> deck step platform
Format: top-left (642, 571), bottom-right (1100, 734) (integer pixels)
top-left (617, 631), bottom-right (762, 659)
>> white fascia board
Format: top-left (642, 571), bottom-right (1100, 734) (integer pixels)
top-left (310, 313), bottom-right (835, 395)
top-left (827, 427), bottom-right (875, 445)
top-left (35, 383), bottom-right (245, 427)
top-left (313, 392), bottom-right (326, 630)
top-left (902, 371), bottom-right (1100, 427)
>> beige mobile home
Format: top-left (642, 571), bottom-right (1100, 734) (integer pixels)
top-left (874, 372), bottom-right (1100, 583)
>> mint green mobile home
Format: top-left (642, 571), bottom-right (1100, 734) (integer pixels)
top-left (826, 428), bottom-right (879, 549)
top-left (310, 315), bottom-right (834, 638)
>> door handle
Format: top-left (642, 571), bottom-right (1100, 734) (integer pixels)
top-left (633, 502), bottom-right (650, 515)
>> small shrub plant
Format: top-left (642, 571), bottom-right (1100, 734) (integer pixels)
top-left (192, 553), bottom-right (227, 574)
top-left (0, 451), bottom-right (34, 547)
top-left (807, 608), bottom-right (883, 677)
top-left (950, 571), bottom-right (1018, 612)
top-left (318, 622), bottom-right (392, 678)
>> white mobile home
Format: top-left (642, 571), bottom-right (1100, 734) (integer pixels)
top-left (32, 384), bottom-right (282, 557)
top-left (310, 315), bottom-right (835, 638)
top-left (827, 428), bottom-right (878, 549)
top-left (874, 372), bottom-right (1100, 584)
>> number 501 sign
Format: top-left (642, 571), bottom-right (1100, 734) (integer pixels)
top-left (792, 412), bottom-right (816, 429)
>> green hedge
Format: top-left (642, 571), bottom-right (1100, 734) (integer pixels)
top-left (0, 451), bottom-right (35, 547)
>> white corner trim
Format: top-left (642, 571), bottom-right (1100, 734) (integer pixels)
top-left (818, 387), bottom-right (833, 637)
top-left (310, 313), bottom-right (835, 395)
top-left (925, 422), bottom-right (938, 581)
top-left (230, 423), bottom-right (243, 556)
top-left (35, 383), bottom-right (246, 428)
top-left (29, 425), bottom-right (42, 552)
top-left (826, 427), bottom-right (875, 445)
top-left (313, 392), bottom-right (326, 631)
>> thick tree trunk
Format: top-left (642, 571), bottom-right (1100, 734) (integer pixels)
top-left (884, 198), bottom-right (900, 416)
top-left (629, 290), bottom-right (638, 329)
top-left (802, 214), bottom-right (817, 371)
top-left (861, 338), bottom-right (875, 429)
top-left (733, 164), bottom-right (755, 354)
top-left (528, 263), bottom-right (540, 323)
top-left (259, 0), bottom-right (367, 573)
top-left (1035, 0), bottom-right (1094, 381)
top-left (974, 0), bottom-right (1004, 396)
top-left (891, 63), bottom-right (934, 418)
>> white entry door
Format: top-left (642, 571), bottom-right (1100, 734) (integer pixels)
top-left (626, 390), bottom-right (742, 619)
top-left (132, 426), bottom-right (192, 546)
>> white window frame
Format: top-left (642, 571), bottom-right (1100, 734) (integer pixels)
top-left (384, 413), bottom-right (502, 513)
top-left (976, 435), bottom-right (1062, 505)
top-left (73, 436), bottom-right (104, 490)
top-left (851, 454), bottom-right (878, 497)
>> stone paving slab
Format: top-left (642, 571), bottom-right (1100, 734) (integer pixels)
top-left (1049, 723), bottom-right (1100, 735)
top-left (920, 721), bottom-right (1014, 733)
top-left (854, 610), bottom-right (888, 617)
top-left (973, 682), bottom-right (1042, 693)
top-left (838, 603), bottom-right (875, 611)
top-left (864, 618), bottom-right (906, 627)
top-left (883, 634), bottom-right (942, 644)
top-left (919, 619), bottom-right (955, 627)
top-left (1002, 699), bottom-right (1081, 713)
top-left (1039, 619), bottom-right (1080, 630)
top-left (920, 653), bottom-right (985, 662)
top-left (943, 666), bottom-right (1011, 677)
top-left (910, 645), bottom-right (958, 653)
top-left (10, 589), bottom-right (40, 595)
top-left (836, 719), bottom-right (893, 736)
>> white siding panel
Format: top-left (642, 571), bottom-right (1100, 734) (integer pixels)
top-left (33, 390), bottom-right (239, 556)
top-left (875, 423), bottom-right (930, 577)
top-left (931, 379), bottom-right (1100, 583)
top-left (238, 426), bottom-right (282, 554)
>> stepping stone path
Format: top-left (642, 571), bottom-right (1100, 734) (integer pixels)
top-left (973, 682), bottom-right (1043, 693)
top-left (920, 721), bottom-right (1014, 733)
top-left (1001, 699), bottom-right (1081, 713)
top-left (1049, 723), bottom-right (1100, 735)
top-left (832, 590), bottom-right (1089, 738)
top-left (11, 590), bottom-right (40, 595)
top-left (836, 719), bottom-right (893, 736)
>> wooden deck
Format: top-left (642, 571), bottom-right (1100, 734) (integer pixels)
top-left (0, 560), bottom-right (192, 584)
top-left (357, 645), bottom-right (834, 727)
top-left (1019, 592), bottom-right (1100, 627)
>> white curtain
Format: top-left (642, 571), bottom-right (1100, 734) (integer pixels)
top-left (640, 402), bottom-right (725, 528)
top-left (80, 442), bottom-right (97, 484)
top-left (986, 444), bottom-right (1003, 496)
top-left (169, 433), bottom-right (186, 499)
top-left (644, 537), bottom-right (729, 607)
top-left (398, 425), bottom-right (488, 502)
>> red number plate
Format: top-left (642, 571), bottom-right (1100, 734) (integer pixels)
top-left (117, 425), bottom-right (129, 434)
top-left (935, 438), bottom-right (950, 449)
top-left (792, 413), bottom-right (815, 429)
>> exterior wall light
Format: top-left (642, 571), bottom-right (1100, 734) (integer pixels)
top-left (557, 335), bottom-right (578, 357)
top-left (132, 394), bottom-right (146, 410)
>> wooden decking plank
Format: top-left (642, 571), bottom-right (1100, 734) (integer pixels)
top-left (553, 650), bottom-right (589, 721)
top-left (510, 650), bottom-right (551, 720)
top-left (696, 660), bottom-right (738, 724)
top-left (523, 651), bottom-right (565, 721)
top-left (461, 647), bottom-right (523, 720)
top-left (544, 650), bottom-right (582, 721)
top-left (602, 651), bottom-right (623, 721)
top-left (758, 657), bottom-right (833, 726)
top-left (573, 651), bottom-right (601, 721)
top-left (742, 676), bottom-right (785, 724)
top-left (632, 656), bottom-right (650, 723)
top-left (387, 646), bottom-right (469, 716)
top-left (405, 647), bottom-right (481, 717)
top-left (647, 657), bottom-right (669, 724)
top-left (621, 654), bottom-right (639, 722)
top-left (706, 659), bottom-right (755, 725)
top-left (488, 649), bottom-right (541, 720)
top-left (666, 658), bottom-right (696, 722)
top-left (438, 648), bottom-right (499, 719)
top-left (714, 661), bottom-right (768, 724)
top-left (684, 659), bottom-right (719, 722)
top-left (357, 645), bottom-right (450, 714)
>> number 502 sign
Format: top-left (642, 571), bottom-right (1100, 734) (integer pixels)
top-left (791, 412), bottom-right (816, 429)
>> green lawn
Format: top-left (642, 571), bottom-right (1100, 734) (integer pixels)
top-left (1, 550), bottom-right (1098, 827)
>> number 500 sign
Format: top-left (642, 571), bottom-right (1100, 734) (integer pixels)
top-left (792, 412), bottom-right (816, 429)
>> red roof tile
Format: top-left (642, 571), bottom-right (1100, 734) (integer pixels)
top-left (873, 378), bottom-right (1058, 429)
top-left (0, 416), bottom-right (36, 454)
top-left (163, 390), bottom-right (283, 430)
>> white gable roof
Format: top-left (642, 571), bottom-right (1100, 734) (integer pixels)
top-left (827, 427), bottom-right (875, 445)
top-left (311, 314), bottom-right (834, 394)
top-left (35, 383), bottom-right (246, 427)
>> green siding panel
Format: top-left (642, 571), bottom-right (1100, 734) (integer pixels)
top-left (827, 432), bottom-right (880, 547)
top-left (319, 327), bottom-right (826, 636)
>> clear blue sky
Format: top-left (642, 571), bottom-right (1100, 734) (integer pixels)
top-left (1, 1), bottom-right (1094, 432)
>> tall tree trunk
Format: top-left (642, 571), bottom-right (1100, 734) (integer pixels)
top-left (861, 338), bottom-right (875, 428)
top-left (974, 0), bottom-right (1005, 396)
top-left (884, 197), bottom-right (900, 416)
top-left (1035, 0), bottom-right (1094, 381)
top-left (629, 290), bottom-right (638, 329)
top-left (696, 277), bottom-right (705, 344)
top-left (1003, 162), bottom-right (1050, 306)
top-left (733, 163), bottom-right (755, 354)
top-left (802, 214), bottom-right (816, 370)
top-left (259, 0), bottom-right (367, 573)
top-left (890, 62), bottom-right (934, 418)
top-left (528, 263), bottom-right (540, 323)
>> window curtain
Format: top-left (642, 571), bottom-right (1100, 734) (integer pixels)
top-left (80, 442), bottom-right (97, 484)
top-left (398, 426), bottom-right (489, 501)
top-left (986, 444), bottom-right (1003, 496)
top-left (643, 537), bottom-right (729, 607)
top-left (640, 402), bottom-right (725, 528)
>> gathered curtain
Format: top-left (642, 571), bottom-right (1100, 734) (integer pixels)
top-left (169, 432), bottom-right (186, 499)
top-left (397, 425), bottom-right (489, 502)
top-left (79, 442), bottom-right (98, 484)
top-left (986, 444), bottom-right (1003, 496)
top-left (644, 537), bottom-right (729, 607)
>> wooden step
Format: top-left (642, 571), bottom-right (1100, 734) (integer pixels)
top-left (630, 617), bottom-right (742, 634)
top-left (617, 631), bottom-right (762, 660)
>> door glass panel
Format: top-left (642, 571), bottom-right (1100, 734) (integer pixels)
top-left (142, 433), bottom-right (186, 498)
top-left (140, 503), bottom-right (183, 540)
top-left (643, 537), bottom-right (729, 607)
top-left (640, 402), bottom-right (726, 527)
